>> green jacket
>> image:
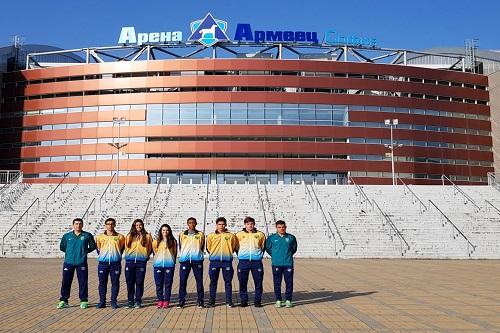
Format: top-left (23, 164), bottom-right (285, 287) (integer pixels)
top-left (60, 231), bottom-right (96, 265)
top-left (265, 233), bottom-right (297, 267)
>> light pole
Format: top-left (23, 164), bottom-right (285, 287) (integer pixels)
top-left (384, 119), bottom-right (402, 186)
top-left (108, 117), bottom-right (128, 185)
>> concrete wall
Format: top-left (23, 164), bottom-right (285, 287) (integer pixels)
top-left (489, 71), bottom-right (500, 173)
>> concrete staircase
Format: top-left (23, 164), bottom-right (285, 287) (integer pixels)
top-left (1, 183), bottom-right (500, 259)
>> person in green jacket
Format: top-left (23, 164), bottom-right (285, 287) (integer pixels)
top-left (57, 218), bottom-right (96, 309)
top-left (265, 220), bottom-right (297, 308)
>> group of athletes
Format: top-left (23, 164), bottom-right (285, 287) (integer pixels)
top-left (57, 216), bottom-right (298, 310)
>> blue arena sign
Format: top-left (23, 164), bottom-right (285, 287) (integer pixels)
top-left (234, 24), bottom-right (319, 43)
top-left (324, 30), bottom-right (377, 47)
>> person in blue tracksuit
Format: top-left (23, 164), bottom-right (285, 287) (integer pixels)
top-left (152, 223), bottom-right (177, 309)
top-left (265, 220), bottom-right (297, 308)
top-left (177, 217), bottom-right (205, 308)
top-left (57, 218), bottom-right (96, 309)
top-left (95, 217), bottom-right (125, 309)
top-left (235, 216), bottom-right (266, 308)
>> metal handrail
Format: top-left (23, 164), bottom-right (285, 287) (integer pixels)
top-left (153, 182), bottom-right (161, 204)
top-left (485, 200), bottom-right (500, 217)
top-left (372, 199), bottom-right (410, 255)
top-left (308, 184), bottom-right (345, 253)
top-left (99, 173), bottom-right (116, 210)
top-left (328, 212), bottom-right (346, 250)
top-left (81, 198), bottom-right (96, 222)
top-left (487, 172), bottom-right (500, 192)
top-left (396, 176), bottom-right (427, 212)
top-left (1, 198), bottom-right (40, 256)
top-left (441, 175), bottom-right (481, 212)
top-left (0, 171), bottom-right (23, 196)
top-left (349, 176), bottom-right (373, 209)
top-left (143, 198), bottom-right (152, 222)
top-left (428, 199), bottom-right (476, 256)
top-left (263, 184), bottom-right (276, 223)
top-left (256, 182), bottom-right (269, 237)
top-left (46, 172), bottom-right (69, 209)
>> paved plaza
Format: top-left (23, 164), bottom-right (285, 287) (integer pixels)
top-left (1, 259), bottom-right (500, 332)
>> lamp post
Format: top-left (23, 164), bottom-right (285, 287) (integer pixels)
top-left (384, 119), bottom-right (402, 186)
top-left (108, 117), bottom-right (128, 185)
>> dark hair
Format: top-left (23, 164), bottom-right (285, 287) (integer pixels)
top-left (275, 220), bottom-right (286, 226)
top-left (244, 216), bottom-right (255, 224)
top-left (73, 218), bottom-right (83, 224)
top-left (216, 217), bottom-right (227, 224)
top-left (157, 224), bottom-right (176, 248)
top-left (127, 219), bottom-right (148, 247)
top-left (187, 217), bottom-right (197, 224)
top-left (104, 217), bottom-right (118, 235)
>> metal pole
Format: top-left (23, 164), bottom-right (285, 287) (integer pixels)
top-left (116, 121), bottom-right (121, 185)
top-left (391, 124), bottom-right (395, 186)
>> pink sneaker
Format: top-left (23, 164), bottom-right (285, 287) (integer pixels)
top-left (157, 301), bottom-right (164, 309)
top-left (162, 301), bottom-right (169, 309)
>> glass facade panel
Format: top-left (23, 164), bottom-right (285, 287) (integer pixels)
top-left (146, 104), bottom-right (162, 125)
top-left (179, 104), bottom-right (196, 125)
top-left (214, 103), bottom-right (231, 124)
top-left (247, 104), bottom-right (265, 124)
top-left (197, 103), bottom-right (213, 125)
top-left (163, 104), bottom-right (179, 125)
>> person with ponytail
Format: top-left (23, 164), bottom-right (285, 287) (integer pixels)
top-left (152, 224), bottom-right (177, 309)
top-left (124, 219), bottom-right (153, 308)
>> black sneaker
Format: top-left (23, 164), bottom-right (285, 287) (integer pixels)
top-left (176, 301), bottom-right (185, 309)
top-left (226, 302), bottom-right (234, 308)
top-left (126, 301), bottom-right (134, 309)
top-left (95, 302), bottom-right (106, 309)
top-left (240, 301), bottom-right (248, 308)
top-left (134, 302), bottom-right (142, 309)
top-left (254, 301), bottom-right (262, 308)
top-left (111, 302), bottom-right (120, 309)
top-left (207, 299), bottom-right (215, 307)
top-left (197, 301), bottom-right (204, 308)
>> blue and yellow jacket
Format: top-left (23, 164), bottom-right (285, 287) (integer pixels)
top-left (206, 230), bottom-right (239, 262)
top-left (96, 232), bottom-right (125, 263)
top-left (235, 229), bottom-right (266, 261)
top-left (124, 233), bottom-right (153, 262)
top-left (60, 231), bottom-right (96, 265)
top-left (152, 238), bottom-right (177, 268)
top-left (265, 233), bottom-right (298, 267)
top-left (178, 230), bottom-right (205, 263)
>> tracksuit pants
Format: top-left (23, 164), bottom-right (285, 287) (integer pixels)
top-left (97, 261), bottom-right (121, 304)
top-left (178, 260), bottom-right (204, 303)
top-left (60, 262), bottom-right (88, 302)
top-left (272, 265), bottom-right (294, 301)
top-left (153, 266), bottom-right (175, 302)
top-left (125, 260), bottom-right (147, 303)
top-left (209, 261), bottom-right (234, 303)
top-left (237, 260), bottom-right (264, 303)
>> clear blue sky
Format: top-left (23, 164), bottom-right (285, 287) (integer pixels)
top-left (1, 0), bottom-right (498, 51)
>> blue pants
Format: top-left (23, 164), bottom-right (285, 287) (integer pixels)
top-left (97, 261), bottom-right (121, 304)
top-left (153, 266), bottom-right (175, 302)
top-left (209, 261), bottom-right (234, 302)
top-left (60, 262), bottom-right (88, 302)
top-left (178, 261), bottom-right (204, 303)
top-left (125, 261), bottom-right (147, 303)
top-left (237, 260), bottom-right (264, 303)
top-left (272, 266), bottom-right (294, 301)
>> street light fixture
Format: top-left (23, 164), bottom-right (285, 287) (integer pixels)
top-left (384, 119), bottom-right (402, 185)
top-left (108, 117), bottom-right (128, 185)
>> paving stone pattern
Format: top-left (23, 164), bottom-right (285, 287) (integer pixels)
top-left (1, 259), bottom-right (500, 332)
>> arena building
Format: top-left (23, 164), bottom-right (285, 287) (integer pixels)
top-left (0, 14), bottom-right (495, 185)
